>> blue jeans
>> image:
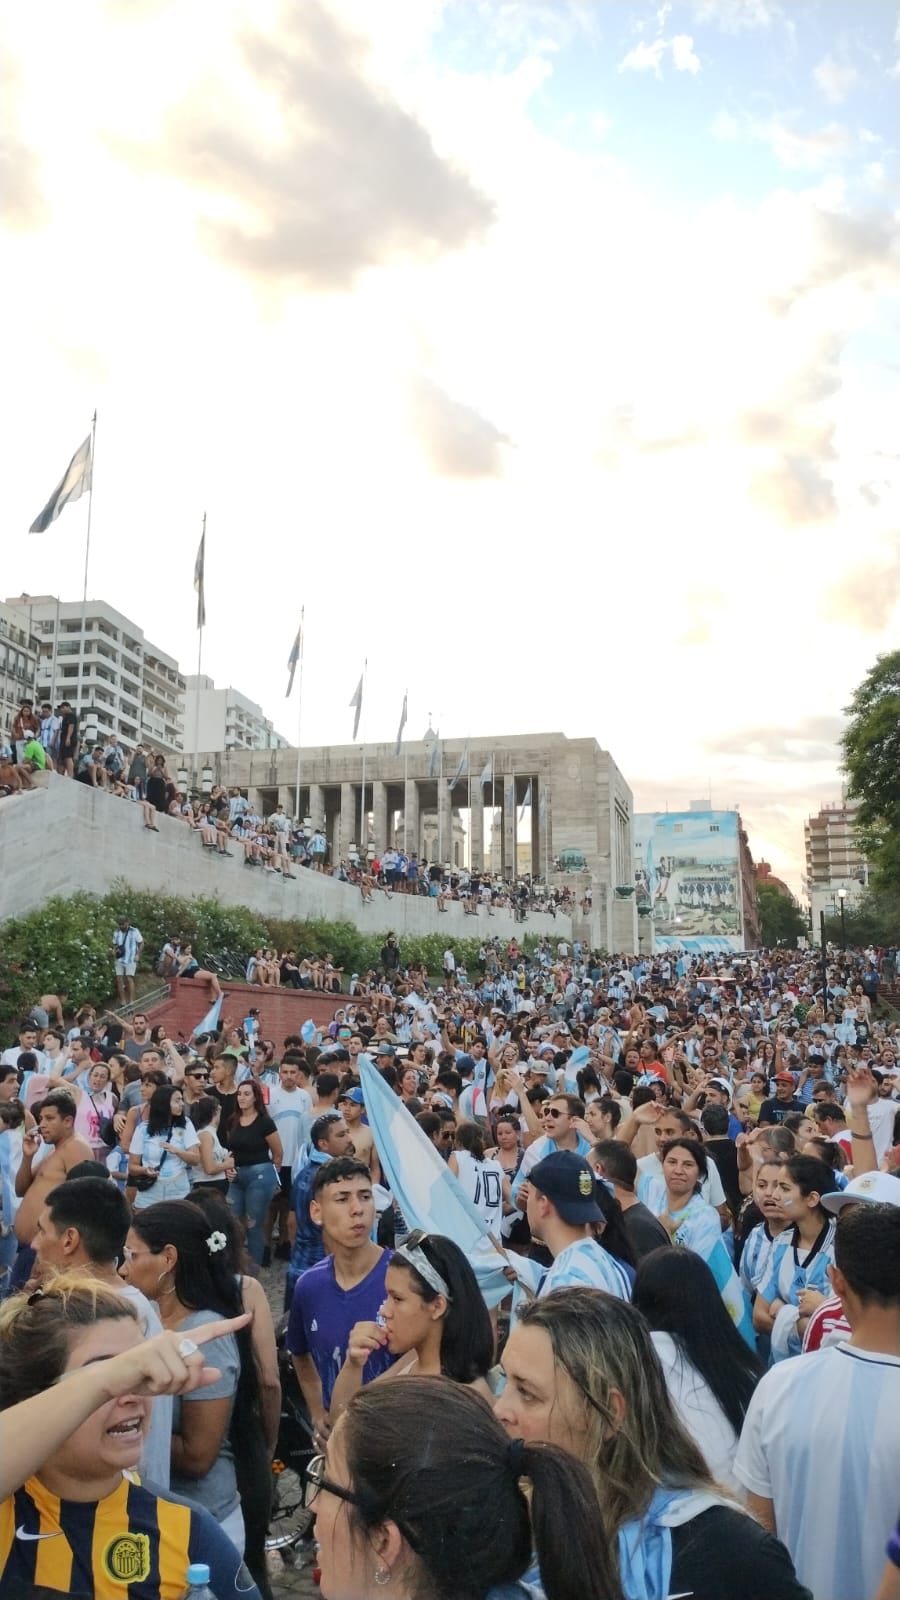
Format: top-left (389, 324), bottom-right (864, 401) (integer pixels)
top-left (227, 1162), bottom-right (279, 1263)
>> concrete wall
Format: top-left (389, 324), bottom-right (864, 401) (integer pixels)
top-left (0, 774), bottom-right (571, 943)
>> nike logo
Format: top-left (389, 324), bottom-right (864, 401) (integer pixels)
top-left (16, 1526), bottom-right (60, 1542)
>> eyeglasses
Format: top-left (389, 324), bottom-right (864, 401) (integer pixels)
top-left (304, 1454), bottom-right (367, 1511)
top-left (122, 1245), bottom-right (157, 1262)
top-left (543, 1108), bottom-right (564, 1119)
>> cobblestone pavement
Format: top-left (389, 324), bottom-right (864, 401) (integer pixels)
top-left (260, 1258), bottom-right (319, 1599)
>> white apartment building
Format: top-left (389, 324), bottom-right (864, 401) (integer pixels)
top-left (0, 601), bottom-right (40, 737)
top-left (182, 674), bottom-right (287, 755)
top-left (6, 595), bottom-right (185, 756)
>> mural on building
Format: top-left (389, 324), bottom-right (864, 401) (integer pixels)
top-left (634, 811), bottom-right (744, 953)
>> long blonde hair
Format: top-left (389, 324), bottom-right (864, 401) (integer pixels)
top-left (0, 1273), bottom-right (136, 1409)
top-left (519, 1288), bottom-right (717, 1532)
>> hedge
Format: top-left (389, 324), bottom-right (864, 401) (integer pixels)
top-left (0, 881), bottom-right (538, 1027)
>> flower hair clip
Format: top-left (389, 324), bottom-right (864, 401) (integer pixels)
top-left (206, 1231), bottom-right (227, 1254)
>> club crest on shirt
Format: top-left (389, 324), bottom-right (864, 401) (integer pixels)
top-left (103, 1532), bottom-right (151, 1584)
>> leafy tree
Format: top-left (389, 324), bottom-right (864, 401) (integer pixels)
top-left (842, 650), bottom-right (900, 892)
top-left (822, 890), bottom-right (900, 949)
top-left (756, 882), bottom-right (806, 948)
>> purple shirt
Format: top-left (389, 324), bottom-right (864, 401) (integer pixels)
top-left (286, 1249), bottom-right (396, 1406)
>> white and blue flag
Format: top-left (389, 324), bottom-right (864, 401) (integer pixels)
top-left (359, 1056), bottom-right (513, 1308)
top-left (192, 993), bottom-right (223, 1039)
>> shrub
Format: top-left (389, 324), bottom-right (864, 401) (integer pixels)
top-left (0, 884), bottom-right (542, 1027)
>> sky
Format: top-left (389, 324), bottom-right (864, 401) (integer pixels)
top-left (2, 0), bottom-right (898, 896)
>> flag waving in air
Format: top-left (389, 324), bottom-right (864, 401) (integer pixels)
top-left (519, 780), bottom-right (532, 822)
top-left (449, 743), bottom-right (469, 788)
top-left (287, 622), bottom-right (302, 697)
top-left (395, 691), bottom-right (408, 758)
top-left (29, 434), bottom-right (92, 533)
top-left (480, 755), bottom-right (493, 788)
top-left (349, 671), bottom-right (364, 740)
top-left (359, 1057), bottom-right (514, 1309)
top-left (194, 521), bottom-right (206, 629)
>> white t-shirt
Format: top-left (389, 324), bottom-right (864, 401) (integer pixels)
top-left (735, 1343), bottom-right (900, 1600)
top-left (0, 1046), bottom-right (49, 1073)
top-left (651, 1332), bottom-right (740, 1491)
top-left (452, 1149), bottom-right (505, 1232)
top-left (268, 1084), bottom-right (313, 1169)
top-left (637, 1149), bottom-right (726, 1210)
top-left (118, 1284), bottom-right (172, 1489)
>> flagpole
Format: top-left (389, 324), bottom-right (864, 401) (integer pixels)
top-left (403, 743), bottom-right (409, 853)
top-left (193, 512), bottom-right (205, 787)
top-left (293, 607), bottom-right (305, 817)
top-left (78, 409), bottom-right (97, 707)
top-left (467, 750), bottom-right (472, 870)
top-left (438, 738), bottom-right (444, 866)
top-left (360, 657), bottom-right (368, 854)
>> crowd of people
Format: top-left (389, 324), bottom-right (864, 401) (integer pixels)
top-left (1, 936), bottom-right (899, 1599)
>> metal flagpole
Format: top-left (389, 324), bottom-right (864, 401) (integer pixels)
top-left (467, 751), bottom-right (472, 870)
top-left (360, 657), bottom-right (368, 852)
top-left (438, 739), bottom-right (444, 865)
top-left (293, 606), bottom-right (305, 816)
top-left (192, 512), bottom-right (206, 790)
top-left (78, 410), bottom-right (97, 716)
top-left (403, 742), bottom-right (409, 853)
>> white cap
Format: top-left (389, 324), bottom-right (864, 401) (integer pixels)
top-left (822, 1171), bottom-right (900, 1214)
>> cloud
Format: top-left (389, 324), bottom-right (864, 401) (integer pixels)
top-left (821, 534), bottom-right (900, 632)
top-left (760, 118), bottom-right (852, 171)
top-left (813, 55), bottom-right (860, 105)
top-left (676, 588), bottom-right (725, 646)
top-left (689, 0), bottom-right (780, 30)
top-left (119, 1), bottom-right (493, 290)
top-left (619, 33), bottom-right (701, 75)
top-left (702, 717), bottom-right (846, 763)
top-left (768, 208), bottom-right (900, 313)
top-left (750, 454), bottom-right (836, 524)
top-left (410, 376), bottom-right (511, 479)
top-left (0, 50), bottom-right (46, 232)
top-left (671, 34), bottom-right (702, 72)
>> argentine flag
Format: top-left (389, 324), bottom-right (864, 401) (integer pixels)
top-left (192, 994), bottom-right (223, 1039)
top-left (359, 1057), bottom-right (513, 1308)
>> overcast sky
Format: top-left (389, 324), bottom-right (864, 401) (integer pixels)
top-left (3, 0), bottom-right (898, 894)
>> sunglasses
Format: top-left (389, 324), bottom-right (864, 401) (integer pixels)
top-left (543, 1108), bottom-right (564, 1119)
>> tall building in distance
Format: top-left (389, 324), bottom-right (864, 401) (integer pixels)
top-left (0, 601), bottom-right (40, 737)
top-left (634, 808), bottom-right (760, 953)
top-left (182, 675), bottom-right (287, 755)
top-left (804, 799), bottom-right (869, 943)
top-left (5, 595), bottom-right (186, 756)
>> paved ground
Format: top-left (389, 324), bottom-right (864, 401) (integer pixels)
top-left (260, 1258), bottom-right (319, 1599)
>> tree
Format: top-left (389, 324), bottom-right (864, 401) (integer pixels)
top-left (842, 650), bottom-right (900, 893)
top-left (756, 882), bottom-right (806, 948)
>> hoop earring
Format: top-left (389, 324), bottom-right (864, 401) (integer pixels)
top-left (374, 1569), bottom-right (391, 1587)
top-left (156, 1267), bottom-right (175, 1294)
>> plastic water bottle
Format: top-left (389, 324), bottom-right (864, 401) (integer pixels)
top-left (182, 1563), bottom-right (217, 1600)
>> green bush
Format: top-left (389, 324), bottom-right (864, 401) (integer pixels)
top-left (0, 883), bottom-right (543, 1027)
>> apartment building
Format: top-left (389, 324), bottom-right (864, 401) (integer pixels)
top-left (182, 675), bottom-right (287, 755)
top-left (6, 595), bottom-right (186, 757)
top-left (804, 801), bottom-right (869, 889)
top-left (0, 601), bottom-right (40, 737)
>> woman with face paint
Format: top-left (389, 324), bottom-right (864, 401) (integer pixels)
top-left (752, 1155), bottom-right (838, 1363)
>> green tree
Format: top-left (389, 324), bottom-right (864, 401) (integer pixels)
top-left (756, 882), bottom-right (807, 948)
top-left (842, 650), bottom-right (900, 893)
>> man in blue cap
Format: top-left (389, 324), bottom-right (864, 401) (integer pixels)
top-left (526, 1150), bottom-right (633, 1300)
top-left (338, 1085), bottom-right (379, 1181)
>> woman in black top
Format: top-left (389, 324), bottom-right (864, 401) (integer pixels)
top-left (145, 754), bottom-right (169, 814)
top-left (225, 1080), bottom-right (282, 1265)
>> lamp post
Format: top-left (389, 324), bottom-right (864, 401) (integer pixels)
top-left (837, 887), bottom-right (847, 952)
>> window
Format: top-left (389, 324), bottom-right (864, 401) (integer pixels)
top-left (710, 824), bottom-right (719, 833)
top-left (673, 823), bottom-right (683, 833)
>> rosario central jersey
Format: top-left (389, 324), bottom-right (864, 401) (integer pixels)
top-left (0, 1474), bottom-right (260, 1600)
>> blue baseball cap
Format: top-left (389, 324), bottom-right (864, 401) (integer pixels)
top-left (339, 1087), bottom-right (365, 1105)
top-left (529, 1152), bottom-right (604, 1224)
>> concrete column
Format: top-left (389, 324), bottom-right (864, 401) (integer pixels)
top-left (403, 777), bottom-right (420, 858)
top-left (470, 788), bottom-right (484, 870)
top-left (437, 777), bottom-right (452, 866)
top-left (502, 776), bottom-right (516, 877)
top-left (530, 783), bottom-right (540, 876)
top-left (372, 781), bottom-right (388, 856)
top-left (339, 782), bottom-right (355, 861)
top-left (307, 783), bottom-right (325, 828)
top-left (277, 785), bottom-right (294, 814)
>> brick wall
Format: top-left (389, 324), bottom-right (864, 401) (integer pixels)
top-left (146, 979), bottom-right (342, 1048)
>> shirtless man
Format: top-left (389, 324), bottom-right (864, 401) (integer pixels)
top-left (337, 1088), bottom-right (380, 1183)
top-left (13, 1093), bottom-right (93, 1243)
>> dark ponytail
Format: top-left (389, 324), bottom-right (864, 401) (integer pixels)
top-left (343, 1377), bottom-right (622, 1600)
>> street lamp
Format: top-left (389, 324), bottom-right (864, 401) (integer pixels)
top-left (838, 887), bottom-right (847, 952)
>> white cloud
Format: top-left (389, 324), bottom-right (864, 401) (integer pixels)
top-left (619, 38), bottom-right (667, 76)
top-left (619, 33), bottom-right (701, 76)
top-left (813, 55), bottom-right (860, 105)
top-left (690, 0), bottom-right (779, 30)
top-left (760, 117), bottom-right (852, 171)
top-left (671, 33), bottom-right (702, 72)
